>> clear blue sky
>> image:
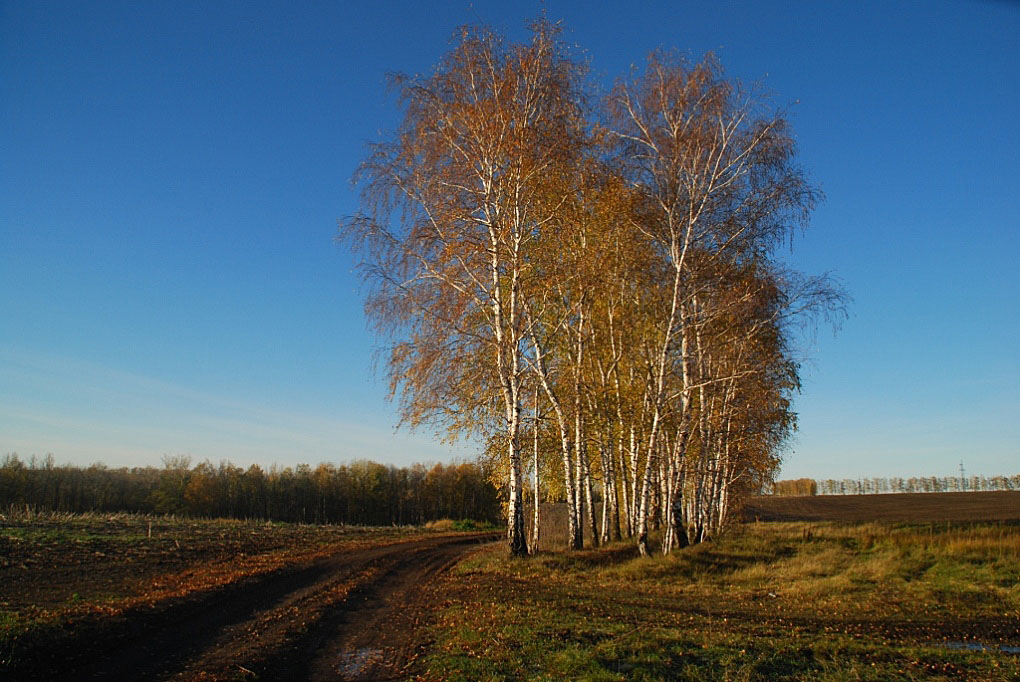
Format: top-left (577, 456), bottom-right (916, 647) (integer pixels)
top-left (2, 1), bottom-right (1017, 479)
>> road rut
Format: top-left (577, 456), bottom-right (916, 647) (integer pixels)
top-left (23, 533), bottom-right (497, 681)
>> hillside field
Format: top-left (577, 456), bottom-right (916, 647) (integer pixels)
top-left (744, 491), bottom-right (1020, 523)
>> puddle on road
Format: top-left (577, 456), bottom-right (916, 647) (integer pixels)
top-left (337, 647), bottom-right (384, 679)
top-left (939, 642), bottom-right (1020, 654)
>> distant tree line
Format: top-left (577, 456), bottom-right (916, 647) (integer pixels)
top-left (771, 475), bottom-right (1020, 496)
top-left (0, 453), bottom-right (501, 525)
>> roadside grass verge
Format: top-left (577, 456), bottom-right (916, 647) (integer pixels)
top-left (422, 521), bottom-right (1020, 681)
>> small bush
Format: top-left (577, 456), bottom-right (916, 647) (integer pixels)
top-left (425, 518), bottom-right (497, 532)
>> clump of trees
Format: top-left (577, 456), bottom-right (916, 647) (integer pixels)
top-left (341, 20), bottom-right (845, 556)
top-left (773, 478), bottom-right (819, 496)
top-left (0, 453), bottom-right (501, 525)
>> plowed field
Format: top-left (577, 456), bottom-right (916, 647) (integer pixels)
top-left (0, 514), bottom-right (497, 681)
top-left (743, 490), bottom-right (1020, 522)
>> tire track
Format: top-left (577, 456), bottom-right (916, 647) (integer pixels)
top-left (21, 532), bottom-right (497, 682)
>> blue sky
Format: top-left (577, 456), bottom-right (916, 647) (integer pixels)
top-left (2, 1), bottom-right (1017, 479)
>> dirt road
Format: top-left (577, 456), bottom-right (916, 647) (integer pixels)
top-left (18, 532), bottom-right (498, 682)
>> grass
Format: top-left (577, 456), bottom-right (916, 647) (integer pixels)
top-left (420, 521), bottom-right (1020, 681)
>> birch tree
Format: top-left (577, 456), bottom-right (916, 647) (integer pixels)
top-left (342, 27), bottom-right (845, 558)
top-left (341, 22), bottom-right (584, 556)
top-left (607, 51), bottom-right (820, 554)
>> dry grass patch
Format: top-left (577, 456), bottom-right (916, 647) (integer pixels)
top-left (422, 520), bottom-right (1020, 681)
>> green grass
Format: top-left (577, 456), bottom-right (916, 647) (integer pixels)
top-left (422, 521), bottom-right (1020, 681)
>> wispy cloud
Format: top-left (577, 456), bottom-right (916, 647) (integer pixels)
top-left (0, 345), bottom-right (473, 468)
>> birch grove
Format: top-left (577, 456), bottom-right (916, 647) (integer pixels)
top-left (342, 22), bottom-right (844, 556)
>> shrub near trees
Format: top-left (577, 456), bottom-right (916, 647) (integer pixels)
top-left (773, 478), bottom-right (818, 496)
top-left (341, 20), bottom-right (845, 556)
top-left (0, 453), bottom-right (501, 525)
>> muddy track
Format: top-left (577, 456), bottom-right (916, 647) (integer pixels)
top-left (18, 532), bottom-right (498, 682)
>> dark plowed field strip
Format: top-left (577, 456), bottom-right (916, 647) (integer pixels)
top-left (9, 533), bottom-right (498, 682)
top-left (744, 490), bottom-right (1020, 522)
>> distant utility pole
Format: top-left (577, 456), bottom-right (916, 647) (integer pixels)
top-left (959, 461), bottom-right (966, 492)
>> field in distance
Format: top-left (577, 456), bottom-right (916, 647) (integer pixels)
top-left (744, 490), bottom-right (1020, 523)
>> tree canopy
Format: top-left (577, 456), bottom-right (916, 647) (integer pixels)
top-left (341, 20), bottom-right (846, 556)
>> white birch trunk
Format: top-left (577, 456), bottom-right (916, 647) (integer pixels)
top-left (531, 391), bottom-right (541, 554)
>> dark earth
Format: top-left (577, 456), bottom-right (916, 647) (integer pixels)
top-left (3, 532), bottom-right (498, 681)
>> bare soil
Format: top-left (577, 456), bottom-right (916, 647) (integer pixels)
top-left (743, 490), bottom-right (1020, 522)
top-left (3, 530), bottom-right (499, 681)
